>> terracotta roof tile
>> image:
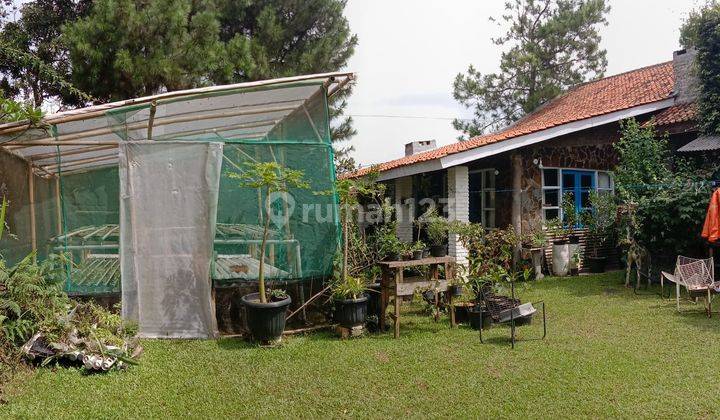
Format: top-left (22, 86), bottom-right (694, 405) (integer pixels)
top-left (346, 61), bottom-right (675, 178)
top-left (652, 102), bottom-right (696, 126)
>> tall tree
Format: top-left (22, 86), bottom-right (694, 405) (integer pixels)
top-left (452, 0), bottom-right (610, 140)
top-left (212, 0), bottom-right (358, 171)
top-left (63, 0), bottom-right (358, 165)
top-left (679, 0), bottom-right (719, 49)
top-left (63, 0), bottom-right (225, 101)
top-left (0, 0), bottom-right (93, 107)
top-left (679, 1), bottom-right (720, 136)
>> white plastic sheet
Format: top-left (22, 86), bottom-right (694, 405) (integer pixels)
top-left (120, 141), bottom-right (222, 338)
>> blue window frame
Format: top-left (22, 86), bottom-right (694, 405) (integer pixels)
top-left (561, 170), bottom-right (596, 220)
top-left (542, 168), bottom-right (612, 223)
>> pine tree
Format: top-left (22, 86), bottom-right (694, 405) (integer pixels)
top-left (63, 0), bottom-right (225, 101)
top-left (452, 0), bottom-right (610, 140)
top-left (212, 0), bottom-right (358, 167)
top-left (62, 0), bottom-right (357, 163)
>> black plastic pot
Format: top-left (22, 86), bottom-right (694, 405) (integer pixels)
top-left (367, 283), bottom-right (382, 319)
top-left (412, 250), bottom-right (424, 260)
top-left (468, 307), bottom-right (492, 330)
top-left (383, 252), bottom-right (399, 262)
top-left (422, 290), bottom-right (437, 305)
top-left (242, 292), bottom-right (292, 344)
top-left (453, 303), bottom-right (473, 324)
top-left (587, 256), bottom-right (607, 273)
top-left (430, 245), bottom-right (447, 257)
top-left (553, 238), bottom-right (568, 245)
top-left (334, 294), bottom-right (369, 328)
top-left (568, 234), bottom-right (580, 244)
top-left (449, 284), bottom-right (464, 297)
top-left (422, 249), bottom-right (430, 258)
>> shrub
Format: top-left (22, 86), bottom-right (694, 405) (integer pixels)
top-left (614, 118), bottom-right (719, 257)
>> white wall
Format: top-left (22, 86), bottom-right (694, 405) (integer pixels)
top-left (394, 176), bottom-right (414, 243)
top-left (447, 166), bottom-right (469, 265)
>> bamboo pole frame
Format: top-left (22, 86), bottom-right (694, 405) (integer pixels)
top-left (43, 154), bottom-right (117, 172)
top-left (55, 176), bottom-right (62, 236)
top-left (147, 100), bottom-right (157, 140)
top-left (6, 104), bottom-right (299, 146)
top-left (57, 163), bottom-right (117, 177)
top-left (40, 153), bottom-right (118, 170)
top-left (0, 72), bottom-right (354, 136)
top-left (27, 162), bottom-right (37, 260)
top-left (30, 144), bottom-right (118, 161)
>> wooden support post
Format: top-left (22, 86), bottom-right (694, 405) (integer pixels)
top-left (394, 268), bottom-right (403, 339)
top-left (447, 262), bottom-right (456, 328)
top-left (27, 162), bottom-right (37, 260)
top-left (147, 100), bottom-right (157, 140)
top-left (380, 266), bottom-right (389, 332)
top-left (55, 176), bottom-right (62, 236)
top-left (511, 154), bottom-right (523, 263)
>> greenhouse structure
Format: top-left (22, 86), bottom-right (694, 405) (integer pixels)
top-left (0, 72), bottom-right (354, 338)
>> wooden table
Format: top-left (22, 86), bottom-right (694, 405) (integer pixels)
top-left (378, 256), bottom-right (457, 338)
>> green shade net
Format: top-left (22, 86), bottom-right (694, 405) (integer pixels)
top-left (47, 80), bottom-right (339, 294)
top-left (57, 167), bottom-right (120, 295)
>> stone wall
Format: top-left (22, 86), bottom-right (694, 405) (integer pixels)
top-left (519, 124), bottom-right (620, 231)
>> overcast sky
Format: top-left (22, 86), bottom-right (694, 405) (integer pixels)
top-left (341, 0), bottom-right (703, 166)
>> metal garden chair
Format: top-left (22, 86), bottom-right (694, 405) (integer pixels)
top-left (478, 282), bottom-right (546, 348)
top-left (661, 256), bottom-right (718, 317)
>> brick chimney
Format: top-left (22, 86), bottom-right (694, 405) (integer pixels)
top-left (404, 140), bottom-right (436, 156)
top-left (672, 48), bottom-right (699, 104)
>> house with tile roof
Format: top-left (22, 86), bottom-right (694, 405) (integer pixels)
top-left (347, 49), bottom-right (713, 269)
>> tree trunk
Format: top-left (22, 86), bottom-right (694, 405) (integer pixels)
top-left (258, 189), bottom-right (272, 303)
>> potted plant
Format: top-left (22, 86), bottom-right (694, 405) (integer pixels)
top-left (332, 276), bottom-right (369, 328)
top-left (231, 162), bottom-right (309, 344)
top-left (525, 223), bottom-right (547, 280)
top-left (468, 304), bottom-right (492, 330)
top-left (426, 210), bottom-right (449, 257)
top-left (448, 277), bottom-right (465, 297)
top-left (582, 191), bottom-right (617, 273)
top-left (569, 248), bottom-right (581, 276)
top-left (546, 218), bottom-right (570, 276)
top-left (411, 241), bottom-right (425, 260)
top-left (561, 191), bottom-right (582, 272)
top-left (378, 228), bottom-right (403, 261)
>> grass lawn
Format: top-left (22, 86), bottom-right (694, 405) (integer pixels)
top-left (3, 271), bottom-right (720, 418)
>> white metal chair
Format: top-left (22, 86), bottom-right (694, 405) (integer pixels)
top-left (661, 256), bottom-right (717, 317)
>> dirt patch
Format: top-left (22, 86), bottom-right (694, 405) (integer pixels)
top-left (375, 351), bottom-right (390, 363)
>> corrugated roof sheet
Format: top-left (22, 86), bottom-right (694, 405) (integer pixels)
top-left (677, 135), bottom-right (720, 152)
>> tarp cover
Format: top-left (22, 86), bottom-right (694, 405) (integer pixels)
top-left (120, 141), bottom-right (222, 338)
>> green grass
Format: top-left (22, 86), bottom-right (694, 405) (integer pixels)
top-left (3, 272), bottom-right (720, 418)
